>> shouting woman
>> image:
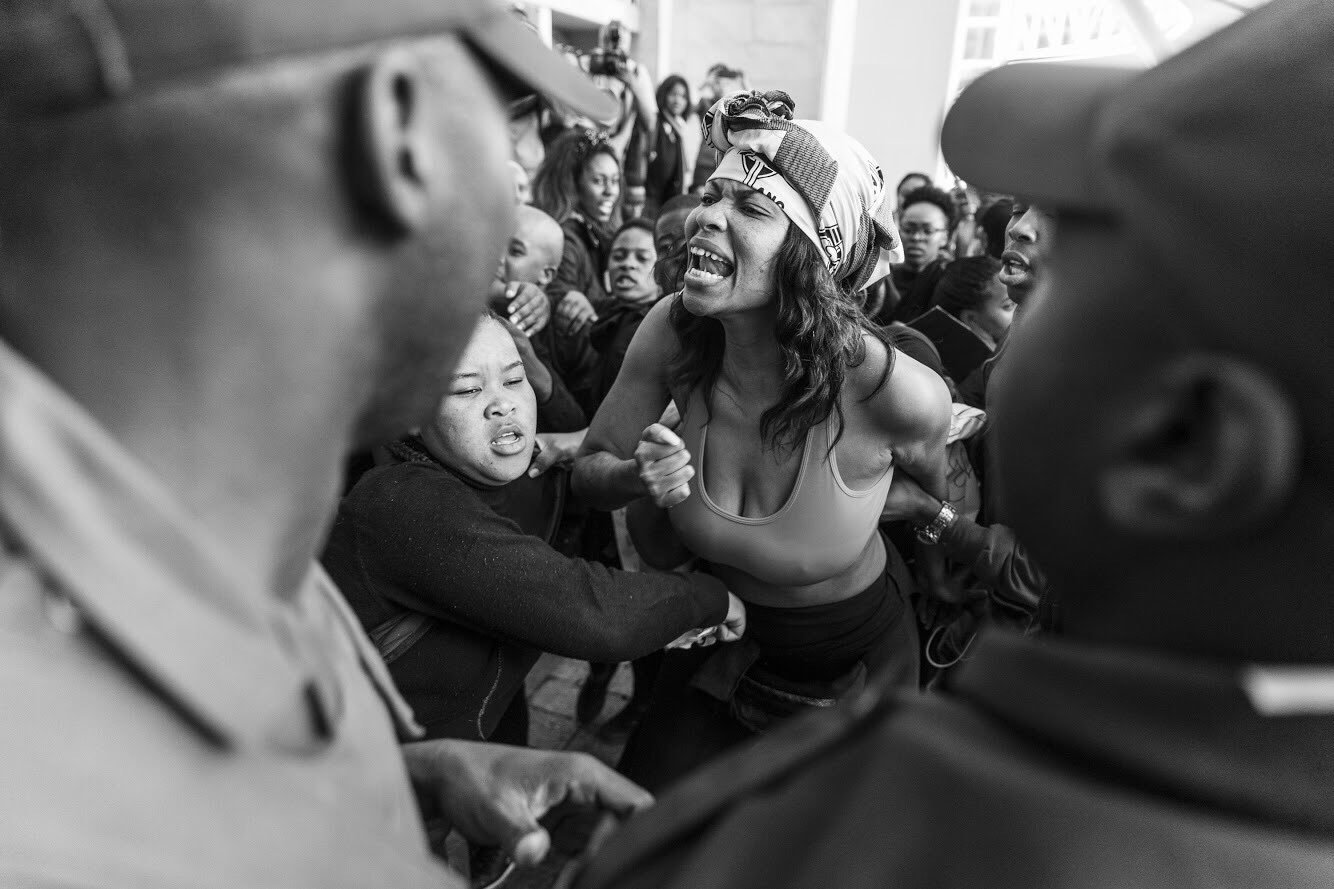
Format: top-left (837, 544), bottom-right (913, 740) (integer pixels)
top-left (573, 91), bottom-right (953, 788)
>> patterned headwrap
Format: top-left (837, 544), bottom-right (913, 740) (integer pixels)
top-left (703, 91), bottom-right (904, 290)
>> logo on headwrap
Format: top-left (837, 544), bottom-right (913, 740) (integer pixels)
top-left (865, 162), bottom-right (886, 212)
top-left (819, 222), bottom-right (844, 269)
top-left (738, 152), bottom-right (786, 209)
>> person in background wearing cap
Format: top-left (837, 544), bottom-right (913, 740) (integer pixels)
top-left (0, 2), bottom-right (654, 886)
top-left (574, 90), bottom-right (953, 791)
top-left (567, 1), bottom-right (1334, 885)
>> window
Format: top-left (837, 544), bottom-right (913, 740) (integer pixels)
top-left (962, 26), bottom-right (997, 59)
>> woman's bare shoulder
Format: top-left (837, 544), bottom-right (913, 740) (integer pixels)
top-left (852, 332), bottom-right (951, 438)
top-left (644, 291), bottom-right (681, 328)
top-left (846, 331), bottom-right (893, 398)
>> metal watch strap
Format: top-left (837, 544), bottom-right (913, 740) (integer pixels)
top-left (915, 501), bottom-right (959, 545)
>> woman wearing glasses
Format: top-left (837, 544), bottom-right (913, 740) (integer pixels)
top-left (573, 91), bottom-right (953, 789)
top-left (878, 184), bottom-right (959, 324)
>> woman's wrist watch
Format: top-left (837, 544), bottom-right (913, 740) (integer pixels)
top-left (915, 501), bottom-right (959, 545)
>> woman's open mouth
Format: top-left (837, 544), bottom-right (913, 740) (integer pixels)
top-left (685, 245), bottom-right (735, 286)
top-left (490, 427), bottom-right (527, 456)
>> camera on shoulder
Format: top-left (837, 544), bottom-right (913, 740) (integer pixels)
top-left (588, 20), bottom-right (630, 77)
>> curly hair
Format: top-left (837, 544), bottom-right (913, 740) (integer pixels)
top-left (668, 225), bottom-right (890, 453)
top-left (531, 130), bottom-right (622, 226)
top-left (900, 184), bottom-right (958, 231)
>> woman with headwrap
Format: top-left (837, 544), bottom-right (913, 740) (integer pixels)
top-left (573, 91), bottom-right (954, 788)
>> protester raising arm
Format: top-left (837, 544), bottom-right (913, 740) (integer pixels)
top-left (573, 297), bottom-right (686, 509)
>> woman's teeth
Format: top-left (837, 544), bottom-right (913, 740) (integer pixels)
top-left (686, 267), bottom-right (726, 285)
top-left (688, 246), bottom-right (735, 278)
top-left (492, 431), bottom-right (520, 445)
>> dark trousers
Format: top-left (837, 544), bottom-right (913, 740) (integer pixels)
top-left (618, 536), bottom-right (919, 792)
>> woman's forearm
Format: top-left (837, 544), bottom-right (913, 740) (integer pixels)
top-left (572, 450), bottom-right (645, 509)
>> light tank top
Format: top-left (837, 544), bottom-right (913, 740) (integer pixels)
top-left (668, 389), bottom-right (895, 587)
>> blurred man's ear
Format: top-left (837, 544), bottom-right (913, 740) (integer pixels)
top-left (347, 47), bottom-right (445, 234)
top-left (539, 266), bottom-right (556, 287)
top-left (1098, 354), bottom-right (1300, 539)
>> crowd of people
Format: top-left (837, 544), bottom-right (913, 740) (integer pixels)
top-left (3, 0), bottom-right (1333, 887)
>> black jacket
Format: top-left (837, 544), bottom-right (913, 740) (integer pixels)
top-left (321, 451), bottom-right (726, 741)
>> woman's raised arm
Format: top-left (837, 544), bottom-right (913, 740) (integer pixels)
top-left (573, 296), bottom-right (681, 510)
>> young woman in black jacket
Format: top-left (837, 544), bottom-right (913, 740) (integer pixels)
top-left (322, 314), bottom-right (744, 743)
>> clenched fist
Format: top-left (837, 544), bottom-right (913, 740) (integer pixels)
top-left (634, 423), bottom-right (694, 508)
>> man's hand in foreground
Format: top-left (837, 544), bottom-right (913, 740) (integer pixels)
top-left (504, 281), bottom-right (552, 336)
top-left (402, 740), bottom-right (653, 866)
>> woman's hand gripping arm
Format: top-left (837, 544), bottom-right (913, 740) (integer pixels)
top-left (573, 297), bottom-right (691, 510)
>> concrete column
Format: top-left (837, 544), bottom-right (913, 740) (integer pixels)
top-left (664, 0), bottom-right (831, 116)
top-left (842, 0), bottom-right (964, 183)
top-left (656, 0), bottom-right (675, 82)
top-left (820, 0), bottom-right (860, 129)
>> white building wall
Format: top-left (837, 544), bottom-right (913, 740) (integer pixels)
top-left (841, 1), bottom-right (964, 186)
top-left (656, 0), bottom-right (832, 119)
top-left (629, 0), bottom-right (1255, 190)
